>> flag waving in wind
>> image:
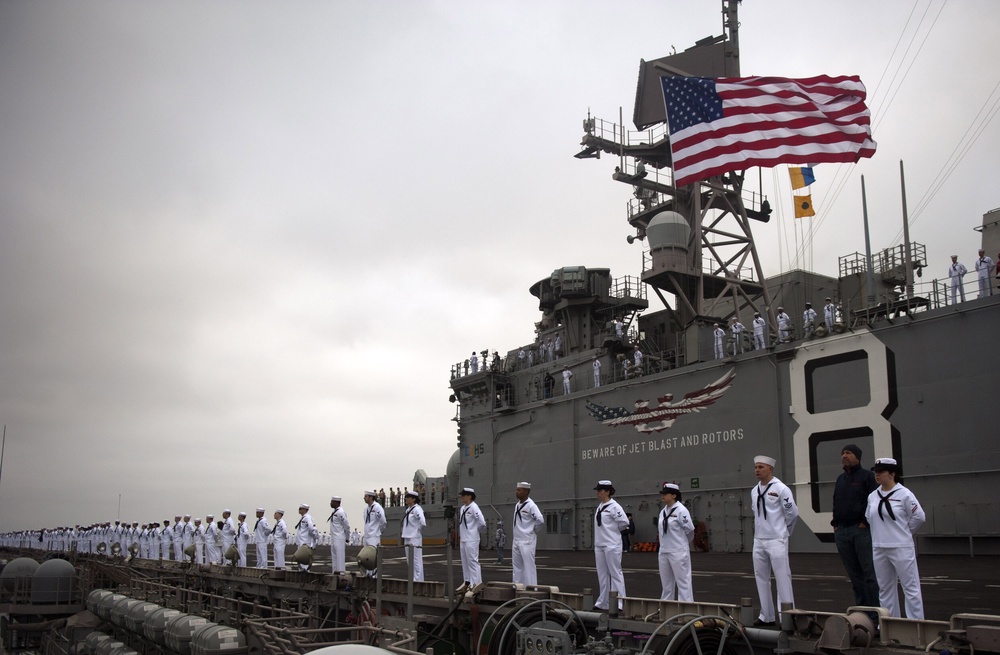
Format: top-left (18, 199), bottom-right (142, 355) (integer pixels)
top-left (661, 75), bottom-right (876, 187)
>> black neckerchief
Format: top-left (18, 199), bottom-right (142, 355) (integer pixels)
top-left (661, 506), bottom-right (677, 533)
top-left (756, 482), bottom-right (775, 518)
top-left (877, 489), bottom-right (898, 521)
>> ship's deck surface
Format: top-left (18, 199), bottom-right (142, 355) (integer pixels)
top-left (318, 546), bottom-right (999, 620)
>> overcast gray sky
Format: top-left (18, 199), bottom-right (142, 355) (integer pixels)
top-left (1, 0), bottom-right (997, 532)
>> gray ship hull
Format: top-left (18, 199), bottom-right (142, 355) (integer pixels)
top-left (445, 296), bottom-right (999, 555)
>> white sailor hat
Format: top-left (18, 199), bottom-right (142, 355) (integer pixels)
top-left (872, 457), bottom-right (899, 471)
top-left (183, 514), bottom-right (191, 518)
top-left (223, 508), bottom-right (231, 513)
top-left (754, 455), bottom-right (776, 467)
top-left (660, 482), bottom-right (680, 494)
top-left (206, 514), bottom-right (214, 519)
top-left (405, 490), bottom-right (419, 499)
top-left (459, 487), bottom-right (475, 495)
top-left (593, 479), bottom-right (614, 491)
top-left (364, 490), bottom-right (376, 497)
top-left (331, 496), bottom-right (341, 502)
top-left (516, 481), bottom-right (531, 489)
top-left (299, 503), bottom-right (310, 510)
top-left (238, 511), bottom-right (246, 517)
top-left (193, 517), bottom-right (201, 522)
top-left (256, 507), bottom-right (264, 512)
top-left (275, 509), bottom-right (285, 515)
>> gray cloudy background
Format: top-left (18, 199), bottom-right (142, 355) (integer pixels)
top-left (2, 1), bottom-right (998, 531)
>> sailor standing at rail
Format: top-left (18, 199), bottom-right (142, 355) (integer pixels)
top-left (363, 490), bottom-right (387, 576)
top-left (592, 356), bottom-right (601, 388)
top-left (974, 249), bottom-right (994, 297)
top-left (400, 490), bottom-right (426, 581)
top-left (866, 457), bottom-right (926, 619)
top-left (657, 483), bottom-right (695, 602)
top-left (253, 508), bottom-right (270, 569)
top-left (470, 351), bottom-right (479, 373)
top-left (802, 303), bottom-right (817, 338)
top-left (730, 317), bottom-right (746, 354)
top-left (752, 312), bottom-right (767, 350)
top-left (512, 482), bottom-right (545, 586)
top-left (271, 509), bottom-right (287, 569)
top-left (173, 515), bottom-right (184, 560)
top-left (948, 255), bottom-right (968, 304)
top-left (562, 365), bottom-right (573, 395)
top-left (776, 307), bottom-right (791, 343)
top-left (824, 298), bottom-right (836, 331)
top-left (192, 518), bottom-right (205, 564)
top-left (181, 514), bottom-right (194, 558)
top-left (160, 519), bottom-right (173, 559)
top-left (593, 480), bottom-right (629, 611)
top-left (713, 323), bottom-right (725, 359)
top-left (327, 496), bottom-right (350, 573)
top-left (205, 514), bottom-right (220, 564)
top-left (294, 503), bottom-right (318, 571)
top-left (221, 509), bottom-right (236, 560)
top-left (235, 512), bottom-right (250, 566)
top-left (750, 455), bottom-right (798, 626)
top-left (456, 487), bottom-right (487, 594)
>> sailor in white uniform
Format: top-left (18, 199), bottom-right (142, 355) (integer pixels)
top-left (362, 490), bottom-right (387, 576)
top-left (512, 482), bottom-right (545, 586)
top-left (776, 308), bottom-right (791, 342)
top-left (271, 509), bottom-right (288, 569)
top-left (948, 255), bottom-right (967, 304)
top-left (181, 514), bottom-right (194, 559)
top-left (327, 496), bottom-right (350, 573)
top-left (824, 298), bottom-right (836, 331)
top-left (974, 249), bottom-right (994, 297)
top-left (614, 317), bottom-right (624, 341)
top-left (470, 351), bottom-right (479, 373)
top-left (802, 303), bottom-right (817, 337)
top-left (752, 312), bottom-right (767, 350)
top-left (400, 490), bottom-right (427, 581)
top-left (657, 483), bottom-right (695, 601)
top-left (633, 345), bottom-right (643, 371)
top-left (253, 508), bottom-right (270, 569)
top-left (192, 518), bottom-right (205, 564)
top-left (593, 480), bottom-right (629, 611)
top-left (750, 455), bottom-right (798, 626)
top-left (713, 323), bottom-right (725, 359)
top-left (205, 514), bottom-right (221, 564)
top-left (294, 503), bottom-right (318, 571)
top-left (592, 357), bottom-right (601, 388)
top-left (236, 512), bottom-right (250, 567)
top-left (160, 520), bottom-right (173, 560)
top-left (554, 334), bottom-right (562, 359)
top-left (456, 487), bottom-right (486, 592)
top-left (561, 366), bottom-right (573, 395)
top-left (865, 457), bottom-right (926, 619)
top-left (730, 317), bottom-right (746, 354)
top-left (221, 510), bottom-right (236, 562)
top-left (172, 516), bottom-right (184, 560)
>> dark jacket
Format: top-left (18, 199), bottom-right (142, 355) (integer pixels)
top-left (831, 463), bottom-right (877, 527)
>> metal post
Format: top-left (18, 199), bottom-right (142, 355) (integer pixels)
top-left (375, 546), bottom-right (383, 621)
top-left (900, 160), bottom-right (914, 298)
top-left (861, 176), bottom-right (876, 306)
top-left (406, 543), bottom-right (414, 620)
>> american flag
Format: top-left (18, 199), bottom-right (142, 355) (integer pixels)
top-left (661, 75), bottom-right (877, 188)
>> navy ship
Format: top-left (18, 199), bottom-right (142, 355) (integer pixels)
top-left (386, 0), bottom-right (1000, 558)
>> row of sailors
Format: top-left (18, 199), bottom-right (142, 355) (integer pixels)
top-left (712, 300), bottom-right (842, 359)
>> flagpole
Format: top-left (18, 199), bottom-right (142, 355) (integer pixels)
top-left (0, 425), bottom-right (6, 497)
top-left (899, 160), bottom-right (914, 298)
top-left (861, 176), bottom-right (876, 307)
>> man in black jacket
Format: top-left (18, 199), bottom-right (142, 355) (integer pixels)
top-left (831, 444), bottom-right (879, 610)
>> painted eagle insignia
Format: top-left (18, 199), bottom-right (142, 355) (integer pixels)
top-left (586, 369), bottom-right (736, 433)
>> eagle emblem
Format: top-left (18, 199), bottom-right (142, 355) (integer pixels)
top-left (586, 369), bottom-right (736, 433)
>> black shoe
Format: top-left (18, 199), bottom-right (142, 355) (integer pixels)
top-left (752, 619), bottom-right (777, 628)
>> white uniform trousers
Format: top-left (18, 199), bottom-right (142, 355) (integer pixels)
top-left (753, 537), bottom-right (794, 622)
top-left (512, 537), bottom-right (538, 586)
top-left (272, 541), bottom-right (286, 569)
top-left (256, 540), bottom-right (268, 569)
top-left (950, 278), bottom-right (965, 303)
top-left (460, 539), bottom-right (482, 585)
top-left (658, 550), bottom-right (693, 601)
top-left (873, 545), bottom-right (924, 619)
top-left (206, 543), bottom-right (220, 565)
top-left (195, 543), bottom-right (205, 564)
top-left (330, 537), bottom-right (346, 573)
top-left (236, 541), bottom-right (247, 567)
top-left (754, 333), bottom-right (765, 350)
top-left (174, 541), bottom-right (183, 561)
top-left (594, 546), bottom-right (626, 610)
top-left (404, 537), bottom-right (423, 581)
top-left (161, 541), bottom-right (171, 559)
